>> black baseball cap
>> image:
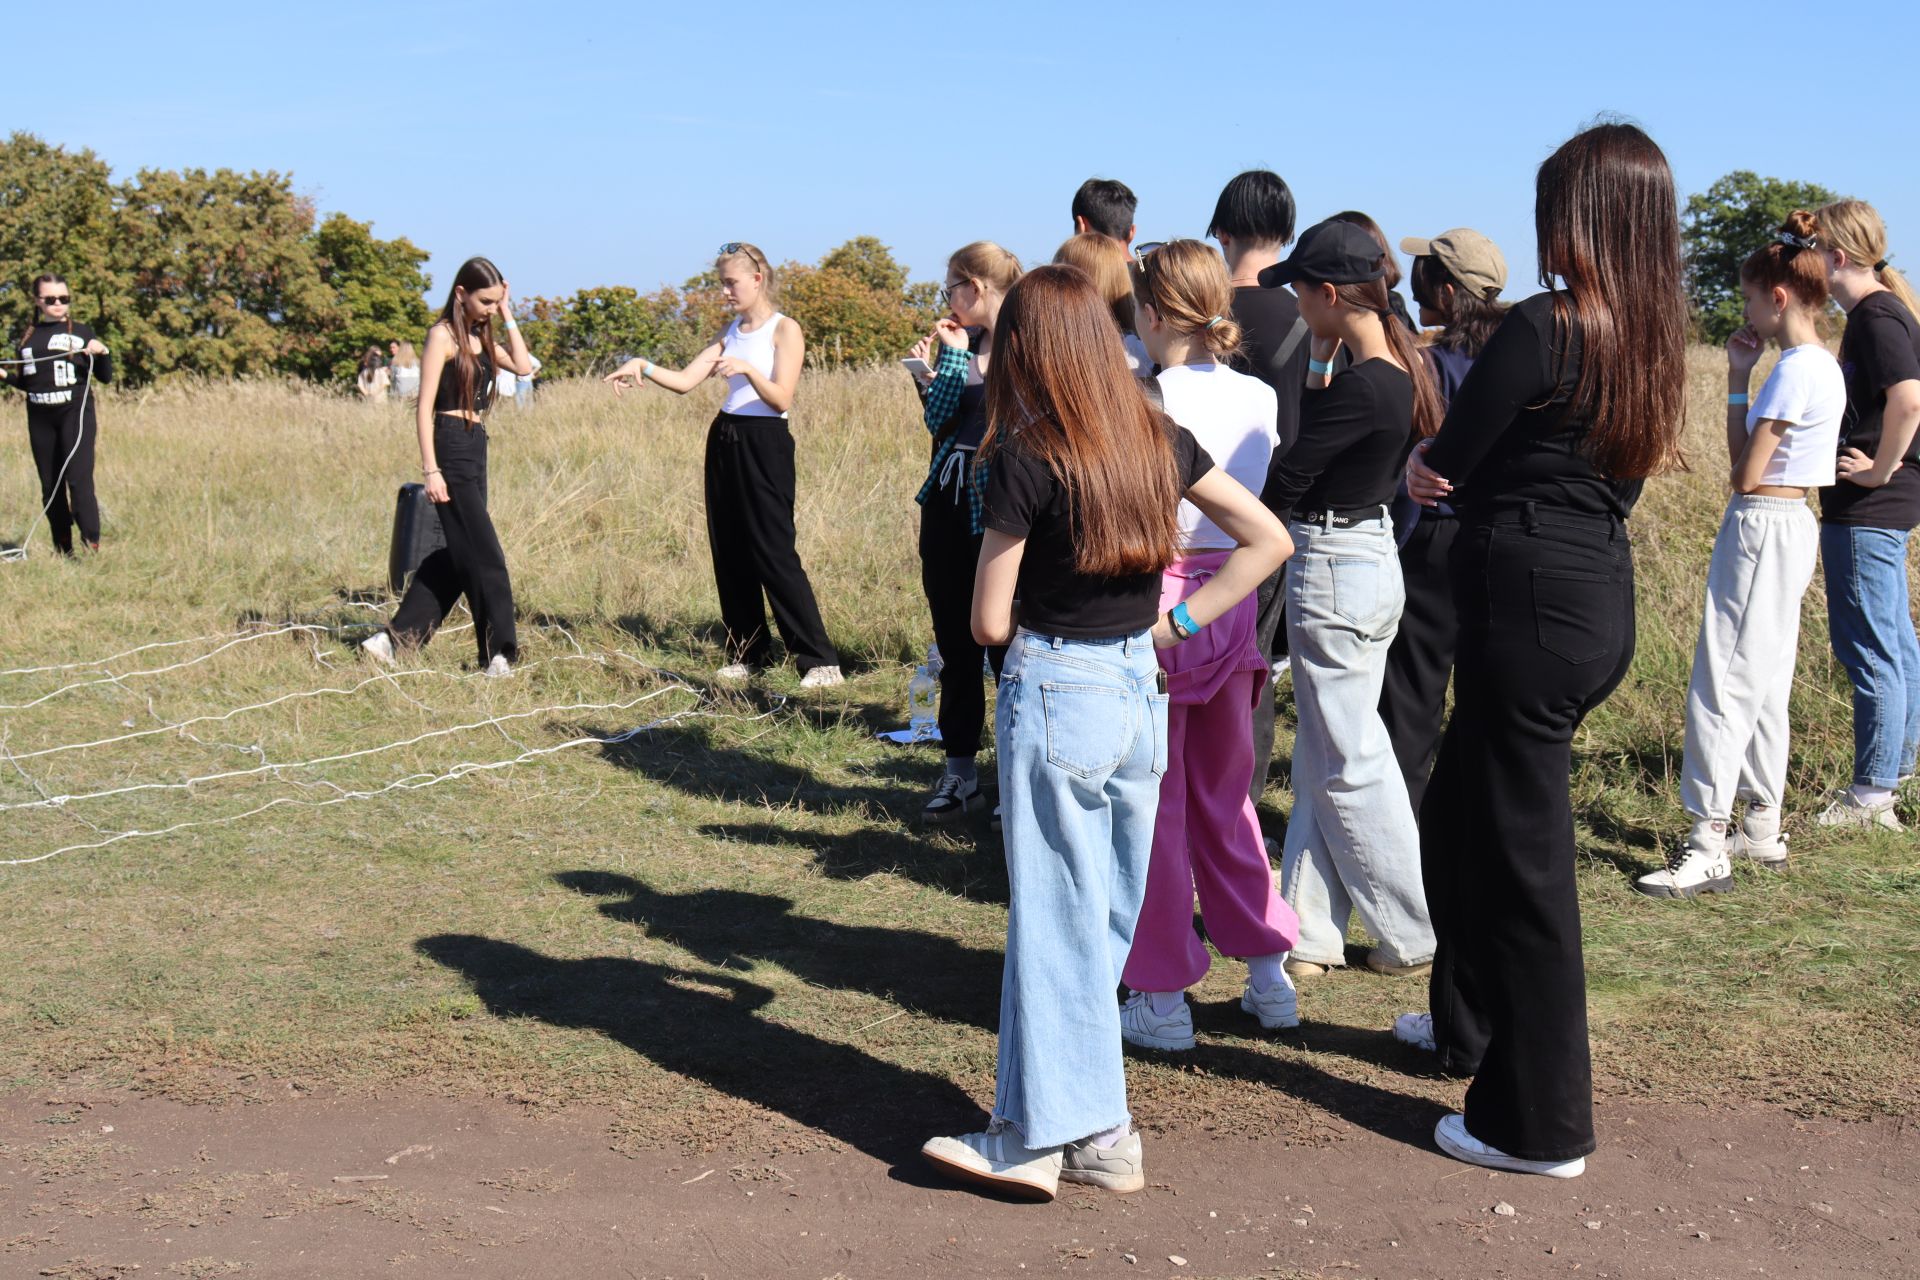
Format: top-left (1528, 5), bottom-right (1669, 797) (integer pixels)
top-left (1258, 218), bottom-right (1388, 288)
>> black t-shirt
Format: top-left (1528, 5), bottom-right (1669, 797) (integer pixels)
top-left (984, 421), bottom-right (1215, 639)
top-left (1263, 358), bottom-right (1412, 524)
top-left (1228, 286), bottom-right (1311, 459)
top-left (7, 322), bottom-right (111, 409)
top-left (1820, 291), bottom-right (1920, 530)
top-left (1423, 291), bottom-right (1642, 520)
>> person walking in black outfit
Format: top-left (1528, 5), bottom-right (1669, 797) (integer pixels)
top-left (904, 242), bottom-right (1022, 821)
top-left (361, 257), bottom-right (534, 676)
top-left (605, 243), bottom-right (843, 688)
top-left (1399, 123), bottom-right (1688, 1178)
top-left (2, 274), bottom-right (111, 555)
top-left (1378, 229), bottom-right (1509, 814)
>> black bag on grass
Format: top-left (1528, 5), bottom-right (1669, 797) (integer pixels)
top-left (388, 482), bottom-right (445, 594)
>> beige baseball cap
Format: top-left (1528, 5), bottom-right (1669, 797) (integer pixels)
top-left (1399, 228), bottom-right (1507, 300)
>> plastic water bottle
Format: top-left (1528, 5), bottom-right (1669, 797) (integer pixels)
top-left (908, 662), bottom-right (938, 742)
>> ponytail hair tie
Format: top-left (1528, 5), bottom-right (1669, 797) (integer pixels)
top-left (1775, 230), bottom-right (1817, 251)
top-left (1204, 315), bottom-right (1224, 329)
top-left (1875, 258), bottom-right (1890, 272)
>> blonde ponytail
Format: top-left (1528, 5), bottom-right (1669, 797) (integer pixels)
top-left (1816, 199), bottom-right (1920, 316)
top-left (1132, 239), bottom-right (1243, 359)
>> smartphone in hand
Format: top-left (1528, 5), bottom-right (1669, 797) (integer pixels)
top-left (901, 356), bottom-right (934, 380)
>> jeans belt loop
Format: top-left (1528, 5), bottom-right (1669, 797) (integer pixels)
top-left (1320, 509), bottom-right (1336, 533)
top-left (1048, 634), bottom-right (1063, 651)
top-left (1523, 500), bottom-right (1540, 535)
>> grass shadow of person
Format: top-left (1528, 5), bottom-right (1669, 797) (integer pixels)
top-left (699, 820), bottom-right (1010, 906)
top-left (415, 933), bottom-right (986, 1164)
top-left (555, 869), bottom-right (1003, 1031)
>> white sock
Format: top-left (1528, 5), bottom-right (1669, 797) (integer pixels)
top-left (945, 757), bottom-right (977, 784)
top-left (1851, 783), bottom-right (1894, 808)
top-left (1087, 1121), bottom-right (1130, 1150)
top-left (1246, 952), bottom-right (1287, 992)
top-left (1688, 817), bottom-right (1728, 852)
top-left (1144, 990), bottom-right (1186, 1018)
top-left (1742, 804), bottom-right (1780, 841)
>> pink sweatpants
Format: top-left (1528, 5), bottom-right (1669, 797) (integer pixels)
top-left (1122, 561), bottom-right (1300, 993)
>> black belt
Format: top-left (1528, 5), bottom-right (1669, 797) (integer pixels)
top-left (1294, 505), bottom-right (1389, 528)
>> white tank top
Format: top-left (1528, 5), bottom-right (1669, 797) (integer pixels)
top-left (720, 312), bottom-right (786, 417)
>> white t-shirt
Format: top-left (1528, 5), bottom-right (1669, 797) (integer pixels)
top-left (1748, 344), bottom-right (1845, 487)
top-left (1156, 362), bottom-right (1279, 551)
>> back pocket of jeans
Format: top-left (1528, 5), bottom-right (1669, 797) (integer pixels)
top-left (1041, 681), bottom-right (1130, 779)
top-left (1532, 568), bottom-right (1613, 664)
top-left (1331, 557), bottom-right (1380, 625)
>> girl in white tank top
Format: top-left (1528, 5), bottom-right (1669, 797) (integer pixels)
top-left (602, 242), bottom-right (842, 686)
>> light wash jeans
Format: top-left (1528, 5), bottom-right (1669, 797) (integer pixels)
top-left (1821, 522), bottom-right (1920, 788)
top-left (1279, 514), bottom-right (1435, 968)
top-left (992, 628), bottom-right (1167, 1149)
top-left (1680, 497), bottom-right (1818, 820)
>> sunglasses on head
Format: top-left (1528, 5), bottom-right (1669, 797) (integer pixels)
top-left (40, 294), bottom-right (70, 306)
top-left (717, 241), bottom-right (759, 260)
top-left (1131, 241), bottom-right (1167, 265)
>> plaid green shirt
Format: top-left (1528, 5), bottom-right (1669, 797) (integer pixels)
top-left (914, 342), bottom-right (988, 534)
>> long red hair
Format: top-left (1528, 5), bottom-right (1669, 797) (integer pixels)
top-left (981, 264), bottom-right (1180, 576)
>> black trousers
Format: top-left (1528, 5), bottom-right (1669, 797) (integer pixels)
top-left (1420, 509), bottom-right (1634, 1163)
top-left (704, 413), bottom-right (838, 671)
top-left (918, 488), bottom-right (1004, 757)
top-left (1247, 567), bottom-right (1286, 806)
top-left (1379, 514), bottom-right (1460, 816)
top-left (27, 402), bottom-right (100, 554)
top-left (390, 417), bottom-right (517, 665)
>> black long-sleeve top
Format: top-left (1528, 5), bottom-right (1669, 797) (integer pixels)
top-left (1262, 357), bottom-right (1411, 524)
top-left (5, 322), bottom-right (112, 410)
top-left (1422, 292), bottom-right (1640, 520)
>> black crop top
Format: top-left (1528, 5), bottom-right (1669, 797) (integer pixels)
top-left (433, 343), bottom-right (495, 415)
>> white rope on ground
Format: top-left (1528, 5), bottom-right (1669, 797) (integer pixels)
top-left (0, 691), bottom-right (784, 867)
top-left (0, 682), bottom-right (707, 813)
top-left (0, 624), bottom-right (334, 712)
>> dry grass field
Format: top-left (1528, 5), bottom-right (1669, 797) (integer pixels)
top-left (0, 348), bottom-right (1915, 1169)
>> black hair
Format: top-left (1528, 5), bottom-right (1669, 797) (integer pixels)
top-left (1072, 178), bottom-right (1137, 241)
top-left (1207, 170), bottom-right (1297, 247)
top-left (1409, 255), bottom-right (1510, 357)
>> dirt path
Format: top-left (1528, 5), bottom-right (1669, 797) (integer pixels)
top-left (2, 1089), bottom-right (1912, 1279)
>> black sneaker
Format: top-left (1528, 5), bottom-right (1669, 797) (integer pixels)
top-left (922, 772), bottom-right (981, 824)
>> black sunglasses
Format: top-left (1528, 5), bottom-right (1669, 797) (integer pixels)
top-left (941, 279), bottom-right (972, 307)
top-left (39, 294), bottom-right (70, 306)
top-left (1131, 241), bottom-right (1168, 265)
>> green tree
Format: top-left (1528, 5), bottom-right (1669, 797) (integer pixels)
top-left (1684, 170), bottom-right (1840, 342)
top-left (780, 238), bottom-right (938, 367)
top-left (301, 212), bottom-right (432, 384)
top-left (110, 166), bottom-right (338, 383)
top-left (519, 285), bottom-right (703, 378)
top-left (0, 133), bottom-right (129, 351)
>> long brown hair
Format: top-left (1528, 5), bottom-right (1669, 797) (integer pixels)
top-left (1298, 270), bottom-right (1445, 439)
top-left (1410, 254), bottom-right (1510, 357)
top-left (981, 265), bottom-right (1180, 576)
top-left (439, 257), bottom-right (503, 418)
top-left (20, 273), bottom-right (70, 349)
top-left (1535, 121), bottom-right (1687, 479)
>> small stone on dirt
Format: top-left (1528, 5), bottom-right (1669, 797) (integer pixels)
top-left (1585, 1221), bottom-right (1602, 1230)
top-left (1168, 1257), bottom-right (1187, 1267)
top-left (1695, 1231), bottom-right (1710, 1241)
top-left (1494, 1201), bottom-right (1516, 1217)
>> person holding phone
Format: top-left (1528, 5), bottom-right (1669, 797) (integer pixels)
top-left (605, 242), bottom-right (843, 688)
top-left (2, 274), bottom-right (111, 555)
top-left (904, 242), bottom-right (1023, 821)
top-left (360, 256), bottom-right (534, 675)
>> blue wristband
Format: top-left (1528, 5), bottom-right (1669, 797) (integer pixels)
top-left (1308, 357), bottom-right (1334, 376)
top-left (1170, 600), bottom-right (1202, 639)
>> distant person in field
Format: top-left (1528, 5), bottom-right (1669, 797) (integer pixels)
top-left (1403, 122), bottom-right (1688, 1179)
top-left (1636, 212), bottom-right (1843, 899)
top-left (0, 273), bottom-right (111, 555)
top-left (1378, 228), bottom-right (1509, 817)
top-left (920, 264), bottom-right (1288, 1203)
top-left (1071, 177), bottom-right (1137, 248)
top-left (903, 242), bottom-right (1022, 822)
top-left (515, 353), bottom-right (541, 408)
top-left (1261, 219), bottom-right (1439, 985)
top-left (1053, 232), bottom-right (1150, 372)
top-left (604, 243), bottom-right (844, 688)
top-left (356, 345), bottom-right (391, 402)
top-left (1115, 240), bottom-right (1302, 1055)
top-left (360, 256), bottom-right (535, 676)
top-left (1808, 199), bottom-right (1920, 831)
top-left (389, 340), bottom-right (421, 399)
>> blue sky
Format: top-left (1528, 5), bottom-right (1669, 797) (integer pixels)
top-left (16, 0), bottom-right (1920, 312)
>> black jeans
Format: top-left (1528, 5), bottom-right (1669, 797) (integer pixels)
top-left (1420, 508), bottom-right (1634, 1163)
top-left (390, 417), bottom-right (518, 665)
top-left (1379, 514), bottom-right (1460, 816)
top-left (27, 402), bottom-right (100, 553)
top-left (918, 488), bottom-right (1004, 757)
top-left (704, 413), bottom-right (838, 671)
top-left (1247, 567), bottom-right (1286, 807)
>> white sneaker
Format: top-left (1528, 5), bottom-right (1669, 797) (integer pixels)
top-left (1060, 1129), bottom-right (1145, 1193)
top-left (359, 631), bottom-right (395, 666)
top-left (922, 1125), bottom-right (1062, 1201)
top-left (1240, 972), bottom-right (1300, 1030)
top-left (483, 654), bottom-right (512, 678)
top-left (1119, 991), bottom-right (1196, 1051)
top-left (1816, 791), bottom-right (1902, 831)
top-left (1393, 1011), bottom-right (1436, 1052)
top-left (1434, 1113), bottom-right (1585, 1178)
top-left (1731, 827), bottom-right (1789, 870)
top-left (798, 664), bottom-right (845, 689)
top-left (714, 662), bottom-right (754, 684)
top-left (1634, 842), bottom-right (1733, 899)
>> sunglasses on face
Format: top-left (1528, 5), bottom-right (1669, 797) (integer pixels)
top-left (40, 295), bottom-right (70, 306)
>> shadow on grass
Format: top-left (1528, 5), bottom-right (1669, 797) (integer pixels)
top-left (416, 933), bottom-right (986, 1164)
top-left (555, 869), bottom-right (1003, 1030)
top-left (701, 820), bottom-right (1010, 906)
